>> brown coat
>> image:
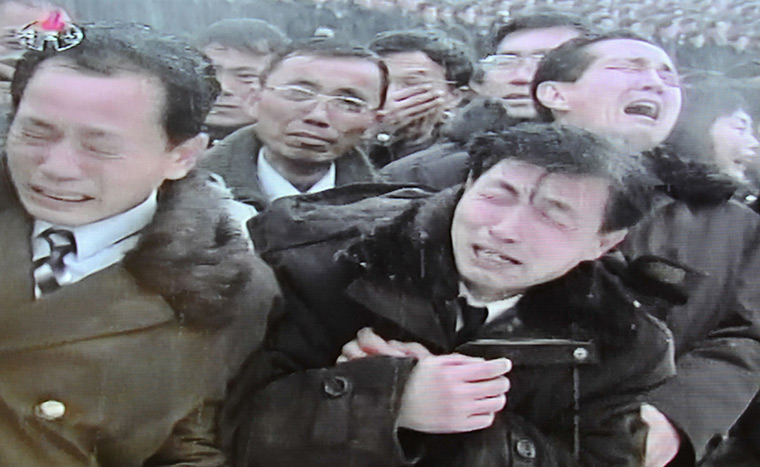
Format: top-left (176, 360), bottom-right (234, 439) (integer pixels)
top-left (0, 167), bottom-right (280, 466)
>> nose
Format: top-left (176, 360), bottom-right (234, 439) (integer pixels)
top-left (746, 133), bottom-right (760, 151)
top-left (636, 67), bottom-right (666, 92)
top-left (509, 61), bottom-right (536, 84)
top-left (487, 206), bottom-right (526, 243)
top-left (302, 98), bottom-right (331, 128)
top-left (38, 140), bottom-right (83, 181)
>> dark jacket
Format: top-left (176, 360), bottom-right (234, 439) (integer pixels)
top-left (620, 150), bottom-right (760, 462)
top-left (379, 142), bottom-right (469, 190)
top-left (224, 185), bottom-right (680, 467)
top-left (200, 124), bottom-right (379, 211)
top-left (0, 164), bottom-right (280, 465)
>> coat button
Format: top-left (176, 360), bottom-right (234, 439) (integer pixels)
top-left (515, 438), bottom-right (537, 459)
top-left (323, 376), bottom-right (351, 398)
top-left (35, 400), bottom-right (66, 420)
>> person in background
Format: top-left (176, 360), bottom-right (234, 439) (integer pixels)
top-left (380, 11), bottom-right (588, 190)
top-left (201, 39), bottom-right (384, 212)
top-left (665, 80), bottom-right (759, 186)
top-left (197, 18), bottom-right (290, 145)
top-left (472, 9), bottom-right (589, 120)
top-left (367, 28), bottom-right (473, 167)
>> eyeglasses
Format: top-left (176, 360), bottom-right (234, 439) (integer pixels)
top-left (480, 53), bottom-right (546, 69)
top-left (266, 85), bottom-right (371, 114)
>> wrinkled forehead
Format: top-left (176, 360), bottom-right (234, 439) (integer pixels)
top-left (483, 159), bottom-right (611, 199)
top-left (586, 38), bottom-right (676, 70)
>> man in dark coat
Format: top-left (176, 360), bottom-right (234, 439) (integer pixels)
top-left (201, 39), bottom-right (383, 213)
top-left (0, 22), bottom-right (279, 464)
top-left (223, 123), bottom-right (687, 466)
top-left (533, 32), bottom-right (760, 464)
top-left (366, 29), bottom-right (474, 168)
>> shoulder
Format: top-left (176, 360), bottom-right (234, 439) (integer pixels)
top-left (380, 143), bottom-right (469, 190)
top-left (335, 149), bottom-right (379, 185)
top-left (249, 184), bottom-right (434, 256)
top-left (125, 170), bottom-right (279, 329)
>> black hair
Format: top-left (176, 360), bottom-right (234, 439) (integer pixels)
top-left (11, 22), bottom-right (220, 147)
top-left (665, 79), bottom-right (748, 164)
top-left (531, 31), bottom-right (656, 122)
top-left (467, 122), bottom-right (652, 232)
top-left (196, 18), bottom-right (290, 56)
top-left (485, 9), bottom-right (591, 57)
top-left (260, 37), bottom-right (389, 109)
top-left (369, 28), bottom-right (474, 88)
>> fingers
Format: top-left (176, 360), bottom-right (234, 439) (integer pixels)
top-left (388, 340), bottom-right (434, 360)
top-left (336, 339), bottom-right (367, 363)
top-left (356, 327), bottom-right (407, 358)
top-left (445, 356), bottom-right (512, 382)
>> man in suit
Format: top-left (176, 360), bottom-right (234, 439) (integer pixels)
top-left (0, 21), bottom-right (278, 464)
top-left (201, 39), bottom-right (384, 212)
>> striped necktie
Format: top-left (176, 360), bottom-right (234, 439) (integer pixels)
top-left (34, 228), bottom-right (76, 298)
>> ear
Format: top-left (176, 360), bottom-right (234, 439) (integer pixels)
top-left (536, 81), bottom-right (571, 112)
top-left (588, 228), bottom-right (628, 260)
top-left (164, 133), bottom-right (208, 180)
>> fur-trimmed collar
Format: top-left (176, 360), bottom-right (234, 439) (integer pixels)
top-left (123, 170), bottom-right (257, 328)
top-left (645, 145), bottom-right (739, 206)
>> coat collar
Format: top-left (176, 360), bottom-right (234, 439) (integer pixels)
top-left (202, 125), bottom-right (379, 211)
top-left (0, 157), bottom-right (258, 330)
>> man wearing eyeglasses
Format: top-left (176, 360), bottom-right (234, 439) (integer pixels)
top-left (201, 39), bottom-right (384, 212)
top-left (473, 10), bottom-right (588, 120)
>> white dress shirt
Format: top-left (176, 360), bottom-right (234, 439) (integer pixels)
top-left (456, 282), bottom-right (522, 331)
top-left (31, 192), bottom-right (158, 296)
top-left (257, 148), bottom-right (336, 202)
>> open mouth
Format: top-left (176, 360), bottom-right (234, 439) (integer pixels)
top-left (474, 245), bottom-right (522, 266)
top-left (624, 100), bottom-right (660, 120)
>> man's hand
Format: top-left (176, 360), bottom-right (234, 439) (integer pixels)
top-left (397, 354), bottom-right (512, 433)
top-left (641, 403), bottom-right (680, 467)
top-left (336, 327), bottom-right (433, 363)
top-left (378, 85), bottom-right (447, 139)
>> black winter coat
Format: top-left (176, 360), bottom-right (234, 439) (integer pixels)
top-left (224, 185), bottom-right (683, 467)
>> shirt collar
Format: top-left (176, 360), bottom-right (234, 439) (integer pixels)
top-left (33, 191), bottom-right (158, 260)
top-left (257, 148), bottom-right (336, 202)
top-left (458, 282), bottom-right (522, 323)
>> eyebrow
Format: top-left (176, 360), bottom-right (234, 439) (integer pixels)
top-left (607, 57), bottom-right (676, 72)
top-left (541, 197), bottom-right (574, 214)
top-left (17, 116), bottom-right (55, 129)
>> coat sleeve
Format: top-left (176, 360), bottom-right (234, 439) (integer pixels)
top-left (143, 404), bottom-right (226, 467)
top-left (229, 355), bottom-right (418, 467)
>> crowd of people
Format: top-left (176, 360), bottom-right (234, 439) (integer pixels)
top-left (3, 0), bottom-right (760, 466)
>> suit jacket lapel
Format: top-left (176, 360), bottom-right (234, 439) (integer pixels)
top-left (0, 199), bottom-right (175, 354)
